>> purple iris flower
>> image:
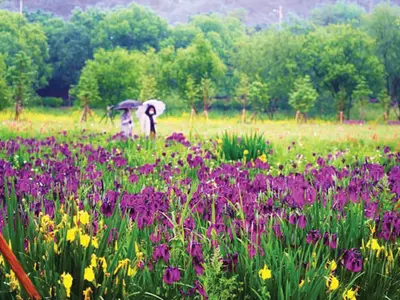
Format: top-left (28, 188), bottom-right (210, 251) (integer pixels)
top-left (163, 266), bottom-right (181, 285)
top-left (306, 230), bottom-right (322, 245)
top-left (323, 232), bottom-right (337, 249)
top-left (341, 249), bottom-right (363, 273)
top-left (152, 244), bottom-right (170, 263)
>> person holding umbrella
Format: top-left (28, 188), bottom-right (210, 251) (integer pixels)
top-left (120, 108), bottom-right (133, 137)
top-left (136, 100), bottom-right (166, 139)
top-left (114, 100), bottom-right (142, 137)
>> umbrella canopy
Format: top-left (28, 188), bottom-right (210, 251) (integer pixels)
top-left (114, 100), bottom-right (142, 111)
top-left (136, 100), bottom-right (166, 119)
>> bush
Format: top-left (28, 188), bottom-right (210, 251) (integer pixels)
top-left (219, 131), bottom-right (272, 161)
top-left (42, 97), bottom-right (63, 107)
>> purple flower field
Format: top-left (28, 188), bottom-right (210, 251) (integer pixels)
top-left (0, 130), bottom-right (399, 299)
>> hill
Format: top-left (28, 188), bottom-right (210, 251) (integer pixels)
top-left (0, 0), bottom-right (382, 25)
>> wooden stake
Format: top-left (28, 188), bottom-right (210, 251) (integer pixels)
top-left (295, 111), bottom-right (300, 122)
top-left (0, 234), bottom-right (41, 299)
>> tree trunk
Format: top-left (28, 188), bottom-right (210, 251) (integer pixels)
top-left (303, 112), bottom-right (308, 123)
top-left (14, 83), bottom-right (22, 121)
top-left (251, 112), bottom-right (257, 122)
top-left (360, 104), bottom-right (366, 120)
top-left (295, 111), bottom-right (300, 123)
top-left (80, 102), bottom-right (90, 123)
top-left (241, 108), bottom-right (246, 123)
top-left (383, 112), bottom-right (388, 122)
top-left (203, 109), bottom-right (209, 120)
top-left (339, 111), bottom-right (344, 123)
top-left (14, 102), bottom-right (21, 121)
top-left (190, 107), bottom-right (195, 122)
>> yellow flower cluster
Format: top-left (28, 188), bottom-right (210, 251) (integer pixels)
top-left (39, 213), bottom-right (57, 243)
top-left (362, 227), bottom-right (395, 275)
top-left (61, 272), bottom-right (73, 298)
top-left (258, 153), bottom-right (267, 163)
top-left (66, 210), bottom-right (99, 249)
top-left (324, 259), bottom-right (358, 299)
top-left (325, 260), bottom-right (339, 292)
top-left (343, 288), bottom-right (358, 300)
top-left (5, 270), bottom-right (20, 293)
top-left (258, 264), bottom-right (272, 280)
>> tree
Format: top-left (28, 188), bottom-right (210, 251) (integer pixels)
top-left (365, 4), bottom-right (400, 120)
top-left (200, 75), bottom-right (215, 120)
top-left (249, 80), bottom-right (269, 121)
top-left (75, 65), bottom-right (100, 122)
top-left (235, 73), bottom-right (250, 123)
top-left (91, 4), bottom-right (168, 51)
top-left (0, 11), bottom-right (51, 90)
top-left (378, 90), bottom-right (391, 121)
top-left (0, 55), bottom-right (9, 111)
top-left (140, 75), bottom-right (158, 101)
top-left (185, 76), bottom-right (200, 121)
top-left (191, 14), bottom-right (245, 63)
top-left (26, 8), bottom-right (105, 98)
top-left (8, 51), bottom-right (35, 120)
top-left (232, 30), bottom-right (303, 117)
top-left (175, 34), bottom-right (226, 103)
top-left (352, 77), bottom-right (371, 119)
top-left (82, 48), bottom-right (145, 107)
top-left (310, 2), bottom-right (365, 27)
top-left (168, 24), bottom-right (201, 49)
top-left (302, 24), bottom-right (385, 119)
top-left (289, 75), bottom-right (318, 122)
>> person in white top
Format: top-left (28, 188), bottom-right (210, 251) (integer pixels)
top-left (140, 105), bottom-right (157, 139)
top-left (120, 109), bottom-right (133, 137)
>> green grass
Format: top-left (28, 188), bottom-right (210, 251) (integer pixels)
top-left (0, 107), bottom-right (399, 149)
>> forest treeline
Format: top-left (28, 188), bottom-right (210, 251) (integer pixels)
top-left (1, 2), bottom-right (400, 120)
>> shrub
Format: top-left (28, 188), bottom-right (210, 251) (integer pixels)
top-left (219, 131), bottom-right (271, 161)
top-left (42, 97), bottom-right (63, 108)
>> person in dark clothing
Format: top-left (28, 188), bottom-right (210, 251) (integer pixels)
top-left (140, 105), bottom-right (157, 138)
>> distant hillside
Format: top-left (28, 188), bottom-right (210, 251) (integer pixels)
top-left (0, 0), bottom-right (389, 25)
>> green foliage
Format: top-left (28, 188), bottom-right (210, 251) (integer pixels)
top-left (42, 97), bottom-right (63, 108)
top-left (168, 24), bottom-right (200, 49)
top-left (365, 3), bottom-right (400, 119)
top-left (0, 54), bottom-right (9, 110)
top-left (235, 73), bottom-right (250, 109)
top-left (1, 2), bottom-right (399, 120)
top-left (8, 51), bottom-right (35, 107)
top-left (140, 75), bottom-right (158, 101)
top-left (352, 77), bottom-right (372, 118)
top-left (219, 131), bottom-right (270, 161)
top-left (26, 9), bottom-right (99, 90)
top-left (304, 24), bottom-right (385, 117)
top-left (75, 65), bottom-right (100, 107)
top-left (185, 76), bottom-right (200, 111)
top-left (233, 30), bottom-right (302, 111)
top-left (80, 48), bottom-right (144, 106)
top-left (200, 75), bottom-right (215, 112)
top-left (0, 10), bottom-right (51, 89)
top-left (378, 90), bottom-right (391, 115)
top-left (249, 80), bottom-right (269, 117)
top-left (175, 34), bottom-right (226, 96)
top-left (310, 2), bottom-right (366, 26)
top-left (191, 13), bottom-right (245, 63)
top-left (289, 75), bottom-right (318, 114)
top-left (91, 4), bottom-right (168, 51)
top-left (200, 247), bottom-right (243, 300)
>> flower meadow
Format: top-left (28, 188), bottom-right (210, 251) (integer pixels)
top-left (0, 129), bottom-right (399, 300)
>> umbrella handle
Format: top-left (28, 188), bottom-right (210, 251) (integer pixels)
top-left (0, 234), bottom-right (41, 299)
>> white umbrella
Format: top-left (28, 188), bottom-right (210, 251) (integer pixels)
top-left (136, 100), bottom-right (166, 119)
